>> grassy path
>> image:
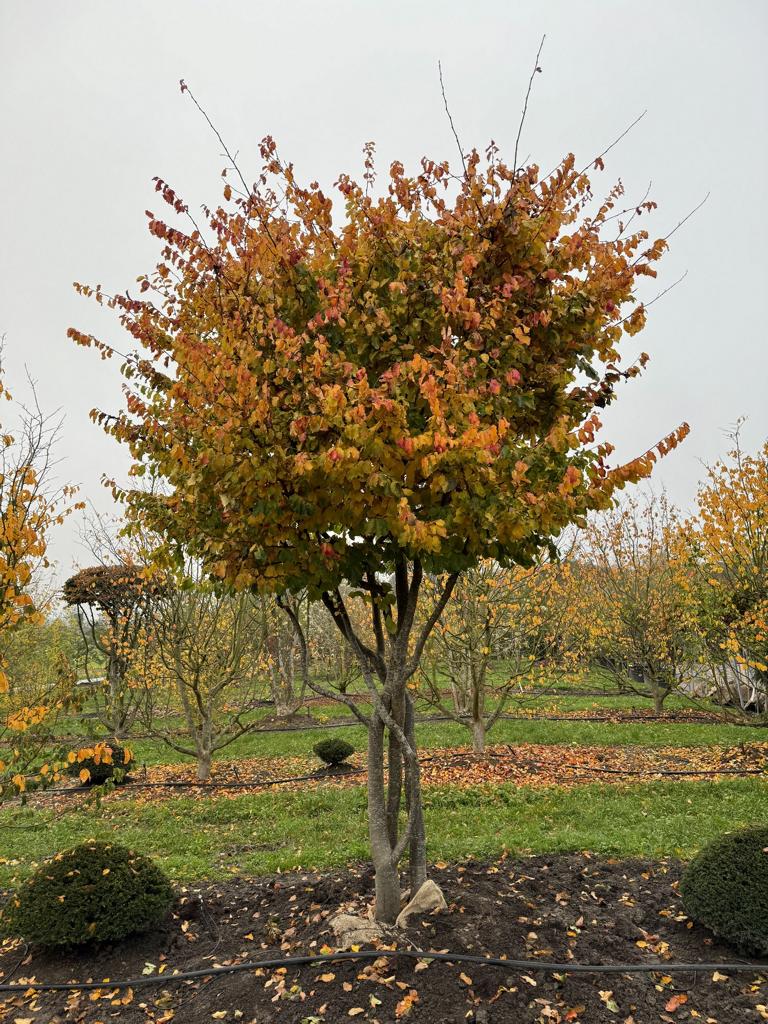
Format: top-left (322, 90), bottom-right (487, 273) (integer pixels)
top-left (0, 777), bottom-right (764, 884)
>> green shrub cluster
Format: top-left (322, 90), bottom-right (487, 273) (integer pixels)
top-left (680, 825), bottom-right (768, 955)
top-left (0, 841), bottom-right (174, 947)
top-left (313, 738), bottom-right (355, 766)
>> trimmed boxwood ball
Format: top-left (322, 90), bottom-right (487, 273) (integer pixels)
top-left (313, 738), bottom-right (355, 767)
top-left (680, 826), bottom-right (768, 956)
top-left (0, 841), bottom-right (175, 947)
top-left (67, 744), bottom-right (132, 785)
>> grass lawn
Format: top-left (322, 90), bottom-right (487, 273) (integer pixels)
top-left (120, 713), bottom-right (768, 768)
top-left (3, 684), bottom-right (764, 892)
top-left (0, 777), bottom-right (764, 886)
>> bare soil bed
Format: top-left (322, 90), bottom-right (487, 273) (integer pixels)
top-left (1, 854), bottom-right (765, 1023)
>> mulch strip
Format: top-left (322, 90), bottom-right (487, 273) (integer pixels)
top-left (0, 854), bottom-right (764, 1023)
top-left (22, 742), bottom-right (768, 812)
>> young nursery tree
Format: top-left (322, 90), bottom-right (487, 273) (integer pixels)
top-left (71, 92), bottom-right (687, 921)
top-left (420, 558), bottom-right (578, 753)
top-left (62, 564), bottom-right (156, 737)
top-left (136, 573), bottom-right (271, 780)
top-left (570, 492), bottom-right (700, 712)
top-left (0, 348), bottom-right (83, 793)
top-left (683, 433), bottom-right (768, 713)
top-left (257, 591), bottom-right (309, 719)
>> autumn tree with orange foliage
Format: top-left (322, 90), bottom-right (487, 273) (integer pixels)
top-left (0, 348), bottom-right (83, 795)
top-left (683, 432), bottom-right (768, 714)
top-left (71, 84), bottom-right (688, 921)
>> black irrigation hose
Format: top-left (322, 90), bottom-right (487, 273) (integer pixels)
top-left (561, 763), bottom-right (765, 778)
top-left (1, 948), bottom-right (766, 993)
top-left (12, 747), bottom-right (764, 807)
top-left (56, 707), bottom-right (743, 744)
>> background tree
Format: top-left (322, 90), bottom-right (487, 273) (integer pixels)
top-left (134, 572), bottom-right (271, 781)
top-left (258, 592), bottom-right (309, 719)
top-left (420, 558), bottom-right (578, 752)
top-left (307, 587), bottom-right (365, 696)
top-left (570, 492), bottom-right (700, 712)
top-left (0, 349), bottom-right (80, 693)
top-left (683, 433), bottom-right (768, 714)
top-left (71, 94), bottom-right (688, 921)
top-left (62, 564), bottom-right (155, 737)
top-left (0, 346), bottom-right (83, 794)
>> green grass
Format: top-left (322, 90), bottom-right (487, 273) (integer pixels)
top-left (0, 778), bottom-right (764, 885)
top-left (119, 713), bottom-right (768, 769)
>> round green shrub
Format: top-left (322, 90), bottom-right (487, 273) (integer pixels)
top-left (67, 744), bottom-right (132, 786)
top-left (0, 841), bottom-right (175, 947)
top-left (313, 738), bottom-right (355, 766)
top-left (680, 826), bottom-right (768, 956)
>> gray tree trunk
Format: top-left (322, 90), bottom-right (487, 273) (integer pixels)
top-left (471, 717), bottom-right (486, 754)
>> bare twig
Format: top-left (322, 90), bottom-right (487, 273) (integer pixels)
top-left (438, 61), bottom-right (467, 176)
top-left (513, 34), bottom-right (546, 174)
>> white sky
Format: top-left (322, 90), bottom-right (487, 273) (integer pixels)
top-left (1, 0), bottom-right (766, 579)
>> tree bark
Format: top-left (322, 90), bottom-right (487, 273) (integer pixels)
top-left (471, 717), bottom-right (486, 754)
top-left (653, 684), bottom-right (666, 714)
top-left (196, 748), bottom-right (212, 782)
top-left (385, 692), bottom-right (404, 849)
top-left (367, 710), bottom-right (401, 923)
top-left (404, 692), bottom-right (427, 893)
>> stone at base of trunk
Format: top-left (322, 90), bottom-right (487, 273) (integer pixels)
top-left (329, 913), bottom-right (386, 950)
top-left (395, 879), bottom-right (448, 928)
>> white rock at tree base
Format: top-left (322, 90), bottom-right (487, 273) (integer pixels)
top-left (329, 912), bottom-right (385, 949)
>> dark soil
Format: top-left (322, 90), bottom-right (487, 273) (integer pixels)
top-left (1, 855), bottom-right (764, 1023)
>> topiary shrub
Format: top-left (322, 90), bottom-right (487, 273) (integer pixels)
top-left (680, 826), bottom-right (768, 956)
top-left (67, 743), bottom-right (132, 786)
top-left (313, 738), bottom-right (355, 767)
top-left (0, 841), bottom-right (174, 947)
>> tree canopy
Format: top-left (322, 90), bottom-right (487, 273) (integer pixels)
top-left (70, 132), bottom-right (687, 596)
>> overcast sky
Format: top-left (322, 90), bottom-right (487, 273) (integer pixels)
top-left (1, 0), bottom-right (766, 578)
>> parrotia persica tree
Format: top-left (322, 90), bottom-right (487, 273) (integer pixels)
top-left (0, 355), bottom-right (80, 693)
top-left (70, 103), bottom-right (688, 921)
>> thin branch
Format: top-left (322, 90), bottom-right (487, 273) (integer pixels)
top-left (513, 34), bottom-right (546, 175)
top-left (438, 60), bottom-right (467, 176)
top-left (179, 80), bottom-right (250, 197)
top-left (406, 572), bottom-right (459, 678)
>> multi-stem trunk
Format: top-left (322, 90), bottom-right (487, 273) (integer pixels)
top-left (281, 563), bottom-right (457, 926)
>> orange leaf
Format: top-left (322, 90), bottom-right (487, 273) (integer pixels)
top-left (665, 994), bottom-right (688, 1012)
